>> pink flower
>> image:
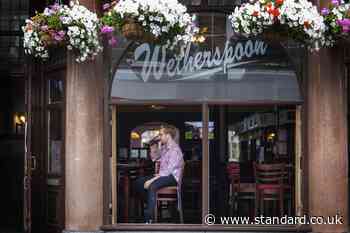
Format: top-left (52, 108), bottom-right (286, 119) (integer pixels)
top-left (58, 30), bottom-right (66, 37)
top-left (332, 0), bottom-right (339, 6)
top-left (101, 25), bottom-right (114, 34)
top-left (51, 3), bottom-right (60, 11)
top-left (41, 25), bottom-right (49, 31)
top-left (52, 30), bottom-right (66, 42)
top-left (321, 8), bottom-right (330, 15)
top-left (337, 19), bottom-right (350, 33)
top-left (43, 8), bottom-right (53, 16)
top-left (54, 34), bottom-right (64, 42)
top-left (103, 3), bottom-right (111, 10)
top-left (108, 36), bottom-right (117, 46)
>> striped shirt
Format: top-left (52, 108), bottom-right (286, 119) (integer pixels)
top-left (153, 140), bottom-right (184, 184)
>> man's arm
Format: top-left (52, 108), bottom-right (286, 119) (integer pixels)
top-left (144, 175), bottom-right (160, 189)
top-left (150, 142), bottom-right (162, 161)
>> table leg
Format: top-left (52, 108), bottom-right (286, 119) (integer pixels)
top-left (124, 176), bottom-right (129, 222)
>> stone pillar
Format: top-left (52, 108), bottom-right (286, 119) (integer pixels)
top-left (64, 1), bottom-right (104, 232)
top-left (306, 47), bottom-right (348, 233)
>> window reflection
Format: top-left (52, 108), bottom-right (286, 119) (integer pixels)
top-left (48, 79), bottom-right (64, 104)
top-left (209, 106), bottom-right (296, 220)
top-left (48, 109), bottom-right (63, 175)
top-left (116, 105), bottom-right (202, 224)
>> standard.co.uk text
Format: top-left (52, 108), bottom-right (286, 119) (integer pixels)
top-left (204, 214), bottom-right (344, 225)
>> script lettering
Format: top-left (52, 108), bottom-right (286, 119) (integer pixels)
top-left (133, 40), bottom-right (268, 82)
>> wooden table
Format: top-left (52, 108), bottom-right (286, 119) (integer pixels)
top-left (117, 162), bottom-right (153, 222)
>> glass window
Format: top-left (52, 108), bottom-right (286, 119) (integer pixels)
top-left (48, 79), bottom-right (64, 104)
top-left (114, 105), bottom-right (202, 224)
top-left (209, 105), bottom-right (296, 221)
top-left (109, 4), bottom-right (303, 227)
top-left (47, 109), bottom-right (63, 175)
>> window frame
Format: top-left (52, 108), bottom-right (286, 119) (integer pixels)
top-left (105, 3), bottom-right (305, 231)
top-left (106, 101), bottom-right (306, 232)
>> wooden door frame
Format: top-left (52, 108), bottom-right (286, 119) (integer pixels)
top-left (44, 65), bottom-right (66, 233)
top-left (24, 60), bottom-right (48, 233)
top-left (24, 58), bottom-right (33, 233)
top-left (25, 58), bottom-right (67, 233)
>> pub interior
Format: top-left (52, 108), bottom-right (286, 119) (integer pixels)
top-left (113, 104), bottom-right (296, 224)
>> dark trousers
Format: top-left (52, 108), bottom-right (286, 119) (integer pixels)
top-left (135, 174), bottom-right (177, 222)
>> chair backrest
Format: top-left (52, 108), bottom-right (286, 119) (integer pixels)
top-left (178, 161), bottom-right (185, 189)
top-left (227, 162), bottom-right (240, 181)
top-left (226, 162), bottom-right (240, 194)
top-left (253, 162), bottom-right (285, 185)
top-left (155, 160), bottom-right (161, 174)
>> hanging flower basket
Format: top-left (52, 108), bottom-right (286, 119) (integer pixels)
top-left (260, 27), bottom-right (289, 43)
top-left (121, 18), bottom-right (158, 43)
top-left (121, 19), bottom-right (144, 41)
top-left (22, 1), bottom-right (103, 63)
top-left (229, 0), bottom-right (330, 51)
top-left (101, 0), bottom-right (199, 50)
top-left (321, 0), bottom-right (350, 47)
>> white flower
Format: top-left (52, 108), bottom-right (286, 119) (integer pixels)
top-left (112, 0), bottom-right (198, 49)
top-left (139, 15), bottom-right (145, 21)
top-left (23, 1), bottom-right (102, 62)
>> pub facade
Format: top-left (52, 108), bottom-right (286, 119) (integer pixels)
top-left (18, 0), bottom-right (349, 233)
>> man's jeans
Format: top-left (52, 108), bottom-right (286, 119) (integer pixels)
top-left (135, 174), bottom-right (177, 222)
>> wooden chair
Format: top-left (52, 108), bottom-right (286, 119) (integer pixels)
top-left (253, 162), bottom-right (286, 217)
top-left (227, 162), bottom-right (240, 215)
top-left (226, 162), bottom-right (255, 218)
top-left (154, 161), bottom-right (185, 223)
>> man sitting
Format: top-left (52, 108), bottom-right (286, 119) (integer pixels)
top-left (135, 126), bottom-right (184, 223)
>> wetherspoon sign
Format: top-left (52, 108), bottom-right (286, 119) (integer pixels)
top-left (131, 39), bottom-right (269, 82)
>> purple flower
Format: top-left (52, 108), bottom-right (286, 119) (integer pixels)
top-left (321, 8), bottom-right (330, 15)
top-left (108, 36), bottom-right (117, 47)
top-left (41, 25), bottom-right (49, 31)
top-left (102, 3), bottom-right (110, 10)
top-left (332, 0), bottom-right (339, 6)
top-left (58, 30), bottom-right (66, 37)
top-left (54, 33), bottom-right (64, 42)
top-left (60, 16), bottom-right (67, 22)
top-left (338, 19), bottom-right (350, 26)
top-left (51, 3), bottom-right (60, 11)
top-left (101, 25), bottom-right (114, 34)
top-left (43, 8), bottom-right (53, 16)
top-left (337, 19), bottom-right (350, 33)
